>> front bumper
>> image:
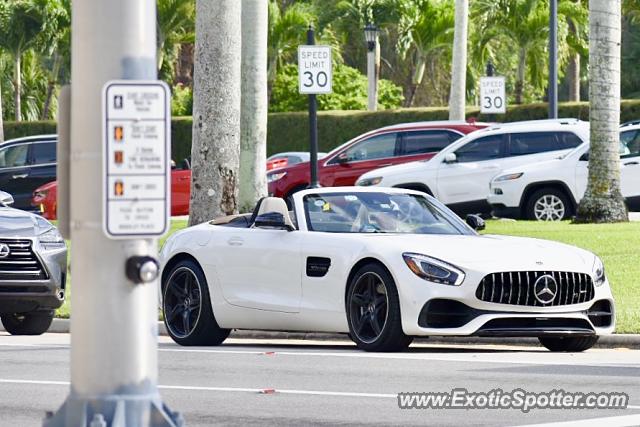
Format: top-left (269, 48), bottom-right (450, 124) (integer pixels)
top-left (394, 268), bottom-right (615, 337)
top-left (0, 239), bottom-right (67, 314)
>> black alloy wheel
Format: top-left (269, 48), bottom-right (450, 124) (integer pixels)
top-left (162, 259), bottom-right (230, 346)
top-left (347, 263), bottom-right (413, 352)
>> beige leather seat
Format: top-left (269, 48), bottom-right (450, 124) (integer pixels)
top-left (252, 197), bottom-right (296, 230)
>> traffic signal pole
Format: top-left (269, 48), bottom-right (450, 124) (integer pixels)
top-left (44, 0), bottom-right (181, 425)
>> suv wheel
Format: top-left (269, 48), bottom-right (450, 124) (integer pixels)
top-left (1, 311), bottom-right (54, 335)
top-left (526, 188), bottom-right (572, 221)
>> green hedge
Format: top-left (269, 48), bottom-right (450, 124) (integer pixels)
top-left (5, 100), bottom-right (640, 159)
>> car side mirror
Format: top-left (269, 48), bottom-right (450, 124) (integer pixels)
top-left (466, 214), bottom-right (485, 231)
top-left (444, 153), bottom-right (457, 164)
top-left (579, 152), bottom-right (589, 162)
top-left (254, 212), bottom-right (293, 231)
top-left (337, 152), bottom-right (349, 164)
top-left (0, 190), bottom-right (14, 206)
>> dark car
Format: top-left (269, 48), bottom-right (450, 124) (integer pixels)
top-left (0, 135), bottom-right (57, 211)
top-left (0, 190), bottom-right (66, 335)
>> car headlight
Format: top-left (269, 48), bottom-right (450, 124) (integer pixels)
top-left (267, 171), bottom-right (287, 183)
top-left (356, 176), bottom-right (382, 186)
top-left (38, 227), bottom-right (65, 246)
top-left (402, 252), bottom-right (465, 286)
top-left (494, 173), bottom-right (523, 182)
top-left (593, 256), bottom-right (605, 286)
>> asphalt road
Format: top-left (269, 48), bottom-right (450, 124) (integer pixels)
top-left (0, 334), bottom-right (639, 427)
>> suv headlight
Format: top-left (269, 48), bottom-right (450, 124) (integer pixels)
top-left (494, 172), bottom-right (523, 182)
top-left (357, 177), bottom-right (382, 186)
top-left (38, 227), bottom-right (65, 246)
top-left (403, 253), bottom-right (465, 286)
top-left (267, 171), bottom-right (287, 183)
top-left (593, 256), bottom-right (605, 286)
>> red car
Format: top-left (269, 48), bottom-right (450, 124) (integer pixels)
top-left (267, 121), bottom-right (489, 199)
top-left (32, 161), bottom-right (192, 219)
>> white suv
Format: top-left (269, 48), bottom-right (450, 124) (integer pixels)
top-left (488, 122), bottom-right (640, 220)
top-left (356, 119), bottom-right (587, 215)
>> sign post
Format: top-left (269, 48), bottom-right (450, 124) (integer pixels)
top-left (298, 26), bottom-right (332, 188)
top-left (480, 76), bottom-right (506, 115)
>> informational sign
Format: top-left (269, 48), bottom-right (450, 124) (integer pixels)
top-left (102, 81), bottom-right (170, 238)
top-left (480, 76), bottom-right (506, 114)
top-left (298, 45), bottom-right (333, 94)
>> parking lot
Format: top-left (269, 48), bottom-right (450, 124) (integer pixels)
top-left (1, 333), bottom-right (639, 427)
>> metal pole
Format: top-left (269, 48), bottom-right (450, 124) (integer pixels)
top-left (44, 0), bottom-right (181, 425)
top-left (307, 26), bottom-right (319, 188)
top-left (549, 0), bottom-right (559, 119)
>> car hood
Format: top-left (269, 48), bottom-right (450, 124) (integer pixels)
top-left (0, 206), bottom-right (46, 237)
top-left (497, 157), bottom-right (568, 178)
top-left (359, 160), bottom-right (430, 181)
top-left (369, 233), bottom-right (594, 273)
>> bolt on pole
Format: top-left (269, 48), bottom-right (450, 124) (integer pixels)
top-left (549, 0), bottom-right (559, 119)
top-left (44, 0), bottom-right (181, 425)
top-left (307, 25), bottom-right (320, 189)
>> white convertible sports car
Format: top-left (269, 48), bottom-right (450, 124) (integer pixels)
top-left (160, 187), bottom-right (614, 352)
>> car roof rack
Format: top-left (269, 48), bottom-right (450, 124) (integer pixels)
top-left (620, 120), bottom-right (640, 128)
top-left (1, 134), bottom-right (58, 146)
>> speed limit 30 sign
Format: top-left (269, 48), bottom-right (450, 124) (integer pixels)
top-left (298, 45), bottom-right (332, 94)
top-left (480, 76), bottom-right (506, 114)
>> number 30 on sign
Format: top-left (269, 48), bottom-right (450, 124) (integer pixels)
top-left (298, 45), bottom-right (333, 95)
top-left (480, 76), bottom-right (506, 114)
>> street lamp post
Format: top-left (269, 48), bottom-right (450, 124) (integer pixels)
top-left (364, 23), bottom-right (379, 111)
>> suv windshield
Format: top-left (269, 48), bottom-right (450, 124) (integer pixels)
top-left (303, 192), bottom-right (472, 235)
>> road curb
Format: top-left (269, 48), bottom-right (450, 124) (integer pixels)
top-left (1, 318), bottom-right (638, 349)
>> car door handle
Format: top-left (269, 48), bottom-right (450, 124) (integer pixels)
top-left (227, 237), bottom-right (244, 246)
top-left (12, 173), bottom-right (28, 179)
top-left (624, 161), bottom-right (639, 166)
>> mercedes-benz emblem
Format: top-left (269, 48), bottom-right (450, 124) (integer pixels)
top-left (0, 243), bottom-right (10, 259)
top-left (534, 274), bottom-right (558, 304)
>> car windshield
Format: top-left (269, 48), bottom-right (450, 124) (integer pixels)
top-left (303, 192), bottom-right (473, 235)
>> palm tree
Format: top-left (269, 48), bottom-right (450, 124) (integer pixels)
top-left (449, 0), bottom-right (468, 120)
top-left (576, 0), bottom-right (628, 222)
top-left (239, 0), bottom-right (269, 212)
top-left (0, 0), bottom-right (45, 121)
top-left (402, 0), bottom-right (455, 107)
top-left (189, 0), bottom-right (242, 225)
top-left (473, 0), bottom-right (587, 104)
top-left (157, 0), bottom-right (195, 75)
top-left (267, 0), bottom-right (315, 99)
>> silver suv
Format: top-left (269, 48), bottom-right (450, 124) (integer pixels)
top-left (0, 190), bottom-right (67, 335)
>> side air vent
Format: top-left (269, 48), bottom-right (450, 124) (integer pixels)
top-left (306, 257), bottom-right (331, 278)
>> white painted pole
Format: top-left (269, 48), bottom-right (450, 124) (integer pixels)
top-left (367, 48), bottom-right (377, 111)
top-left (44, 0), bottom-right (181, 425)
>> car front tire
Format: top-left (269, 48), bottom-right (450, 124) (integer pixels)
top-left (162, 259), bottom-right (230, 346)
top-left (346, 263), bottom-right (413, 352)
top-left (525, 188), bottom-right (572, 221)
top-left (538, 336), bottom-right (599, 352)
top-left (1, 310), bottom-right (54, 335)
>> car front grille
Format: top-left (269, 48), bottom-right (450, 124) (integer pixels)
top-left (0, 239), bottom-right (48, 281)
top-left (475, 271), bottom-right (594, 307)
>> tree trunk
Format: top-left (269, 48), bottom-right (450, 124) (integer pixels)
top-left (267, 56), bottom-right (278, 104)
top-left (404, 55), bottom-right (426, 107)
top-left (14, 56), bottom-right (21, 122)
top-left (0, 84), bottom-right (4, 144)
top-left (515, 48), bottom-right (526, 104)
top-left (189, 0), bottom-right (242, 225)
top-left (239, 0), bottom-right (268, 212)
top-left (567, 18), bottom-right (581, 102)
top-left (175, 43), bottom-right (194, 86)
top-left (448, 0), bottom-right (468, 121)
top-left (42, 53), bottom-right (62, 120)
top-left (576, 0), bottom-right (627, 223)
top-left (567, 53), bottom-right (581, 102)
